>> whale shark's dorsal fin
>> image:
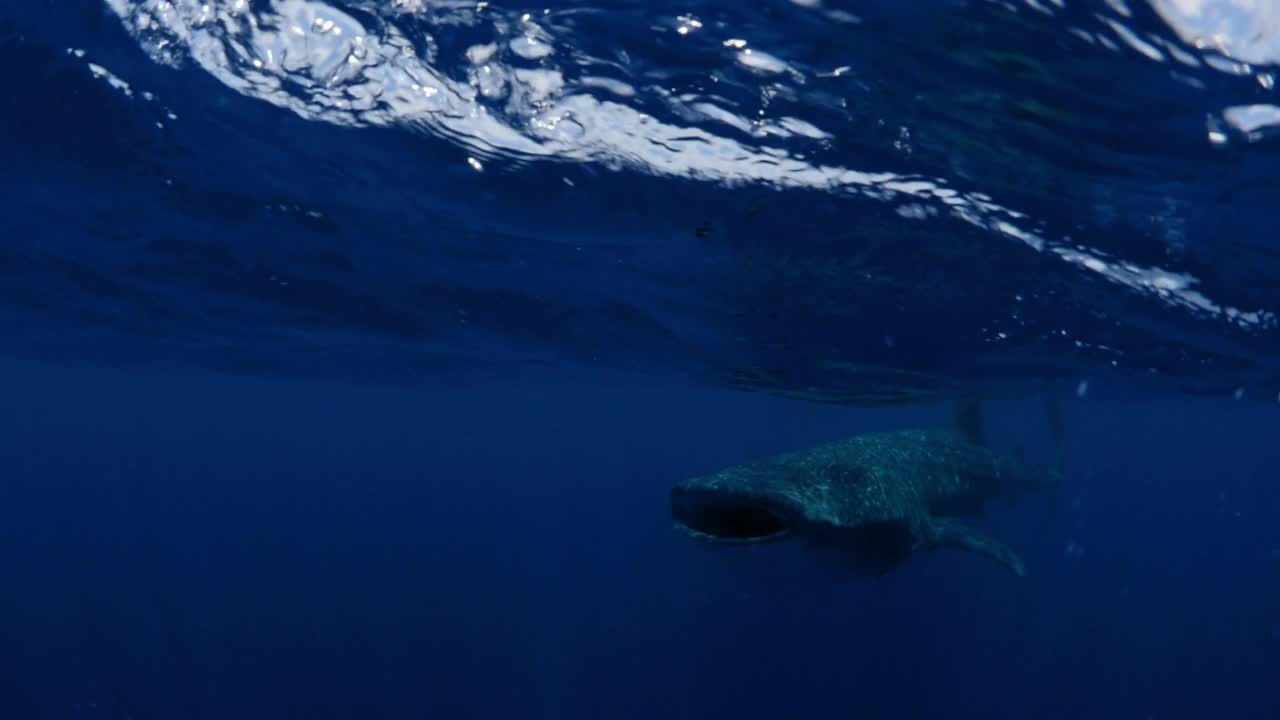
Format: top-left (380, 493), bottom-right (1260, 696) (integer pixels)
top-left (929, 519), bottom-right (1026, 577)
top-left (952, 399), bottom-right (986, 448)
top-left (1044, 394), bottom-right (1067, 476)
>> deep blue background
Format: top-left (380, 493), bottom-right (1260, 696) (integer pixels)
top-left (1, 359), bottom-right (1276, 719)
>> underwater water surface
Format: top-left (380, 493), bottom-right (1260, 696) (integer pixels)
top-left (1, 0), bottom-right (1278, 718)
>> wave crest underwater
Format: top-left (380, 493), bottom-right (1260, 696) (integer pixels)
top-left (4, 0), bottom-right (1280, 402)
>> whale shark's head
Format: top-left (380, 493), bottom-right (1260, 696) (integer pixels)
top-left (670, 484), bottom-right (796, 544)
top-left (669, 479), bottom-right (917, 576)
top-left (672, 473), bottom-right (935, 578)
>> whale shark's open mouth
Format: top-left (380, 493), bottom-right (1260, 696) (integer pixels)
top-left (670, 488), bottom-right (792, 543)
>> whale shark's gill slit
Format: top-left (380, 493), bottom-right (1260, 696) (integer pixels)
top-left (670, 489), bottom-right (790, 543)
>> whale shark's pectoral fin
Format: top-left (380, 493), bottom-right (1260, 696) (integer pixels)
top-left (928, 520), bottom-right (1027, 577)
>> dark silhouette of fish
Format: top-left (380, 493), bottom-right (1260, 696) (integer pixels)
top-left (670, 401), bottom-right (1058, 577)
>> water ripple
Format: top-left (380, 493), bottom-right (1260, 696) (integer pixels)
top-left (4, 0), bottom-right (1280, 400)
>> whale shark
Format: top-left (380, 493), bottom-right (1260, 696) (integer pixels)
top-left (670, 402), bottom-right (1057, 577)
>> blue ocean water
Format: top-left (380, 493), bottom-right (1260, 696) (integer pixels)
top-left (1, 0), bottom-right (1278, 718)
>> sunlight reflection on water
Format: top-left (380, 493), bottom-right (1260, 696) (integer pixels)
top-left (95, 0), bottom-right (1279, 332)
